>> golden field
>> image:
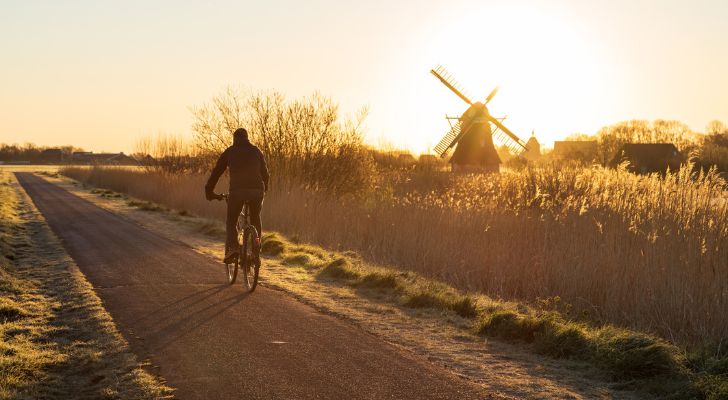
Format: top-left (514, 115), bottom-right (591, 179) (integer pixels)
top-left (60, 164), bottom-right (728, 348)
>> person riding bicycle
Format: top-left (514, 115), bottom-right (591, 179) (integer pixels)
top-left (205, 128), bottom-right (269, 264)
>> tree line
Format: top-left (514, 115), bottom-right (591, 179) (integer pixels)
top-left (139, 88), bottom-right (375, 195)
top-left (0, 144), bottom-right (85, 163)
top-left (547, 119), bottom-right (728, 172)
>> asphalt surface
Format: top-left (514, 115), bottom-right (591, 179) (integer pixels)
top-left (16, 173), bottom-right (488, 400)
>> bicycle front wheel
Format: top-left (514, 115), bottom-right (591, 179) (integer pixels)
top-left (241, 226), bottom-right (260, 292)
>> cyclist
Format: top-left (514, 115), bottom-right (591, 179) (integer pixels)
top-left (205, 128), bottom-right (269, 264)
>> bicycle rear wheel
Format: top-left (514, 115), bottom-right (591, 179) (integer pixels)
top-left (241, 226), bottom-right (260, 292)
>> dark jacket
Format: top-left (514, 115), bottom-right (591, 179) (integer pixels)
top-left (205, 138), bottom-right (269, 195)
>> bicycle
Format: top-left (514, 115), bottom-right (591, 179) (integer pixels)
top-left (220, 194), bottom-right (261, 292)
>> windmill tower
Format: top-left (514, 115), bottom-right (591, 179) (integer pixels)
top-left (431, 65), bottom-right (527, 172)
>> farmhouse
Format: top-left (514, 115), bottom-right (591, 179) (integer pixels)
top-left (397, 153), bottom-right (416, 166)
top-left (609, 143), bottom-right (682, 174)
top-left (418, 154), bottom-right (438, 165)
top-left (72, 152), bottom-right (138, 165)
top-left (40, 148), bottom-right (63, 163)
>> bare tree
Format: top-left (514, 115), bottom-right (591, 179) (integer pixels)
top-left (190, 86), bottom-right (248, 157)
top-left (189, 87), bottom-right (375, 194)
top-left (706, 120), bottom-right (727, 135)
top-left (596, 119), bottom-right (697, 165)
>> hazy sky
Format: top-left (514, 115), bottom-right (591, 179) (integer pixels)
top-left (2, 0), bottom-right (727, 153)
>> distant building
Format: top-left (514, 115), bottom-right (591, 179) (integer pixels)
top-left (397, 153), bottom-right (416, 166)
top-left (139, 154), bottom-right (155, 165)
top-left (609, 143), bottom-right (682, 174)
top-left (524, 132), bottom-right (541, 161)
top-left (553, 141), bottom-right (598, 162)
top-left (71, 152), bottom-right (138, 165)
top-left (40, 148), bottom-right (63, 163)
top-left (72, 151), bottom-right (94, 163)
top-left (418, 154), bottom-right (438, 165)
top-left (103, 153), bottom-right (138, 165)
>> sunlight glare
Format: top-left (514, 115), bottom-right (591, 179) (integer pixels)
top-left (413, 3), bottom-right (618, 151)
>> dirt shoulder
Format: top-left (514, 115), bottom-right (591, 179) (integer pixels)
top-left (0, 171), bottom-right (172, 399)
top-left (37, 171), bottom-right (648, 400)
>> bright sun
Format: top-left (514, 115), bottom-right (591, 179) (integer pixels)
top-left (399, 3), bottom-right (618, 153)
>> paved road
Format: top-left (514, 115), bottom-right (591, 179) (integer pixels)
top-left (16, 173), bottom-right (488, 400)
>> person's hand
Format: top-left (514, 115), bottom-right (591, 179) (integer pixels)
top-left (214, 193), bottom-right (224, 201)
top-left (205, 190), bottom-right (216, 201)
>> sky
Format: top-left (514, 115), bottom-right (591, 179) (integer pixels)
top-left (1, 0), bottom-right (727, 153)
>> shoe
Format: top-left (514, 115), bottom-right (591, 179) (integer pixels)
top-left (224, 250), bottom-right (239, 264)
top-left (253, 238), bottom-right (261, 265)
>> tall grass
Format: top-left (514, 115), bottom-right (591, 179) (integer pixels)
top-left (61, 166), bottom-right (227, 220)
top-left (60, 164), bottom-right (728, 349)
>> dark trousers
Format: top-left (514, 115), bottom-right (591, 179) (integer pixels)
top-left (226, 189), bottom-right (264, 254)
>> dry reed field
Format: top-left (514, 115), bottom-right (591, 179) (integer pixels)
top-left (60, 164), bottom-right (728, 351)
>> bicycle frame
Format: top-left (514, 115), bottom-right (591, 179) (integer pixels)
top-left (237, 202), bottom-right (251, 236)
top-left (221, 194), bottom-right (252, 230)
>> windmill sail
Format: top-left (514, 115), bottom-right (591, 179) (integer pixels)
top-left (430, 64), bottom-right (528, 162)
top-left (431, 65), bottom-right (473, 105)
top-left (433, 121), bottom-right (463, 157)
top-left (484, 86), bottom-right (499, 105)
top-left (488, 116), bottom-right (528, 155)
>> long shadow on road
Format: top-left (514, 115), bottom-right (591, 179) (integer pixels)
top-left (120, 285), bottom-right (252, 352)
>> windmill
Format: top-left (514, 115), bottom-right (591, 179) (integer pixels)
top-left (430, 65), bottom-right (528, 172)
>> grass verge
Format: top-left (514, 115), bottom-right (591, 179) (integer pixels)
top-left (0, 172), bottom-right (172, 399)
top-left (258, 231), bottom-right (727, 399)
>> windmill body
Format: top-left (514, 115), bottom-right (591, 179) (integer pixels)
top-left (449, 102), bottom-right (500, 172)
top-left (430, 65), bottom-right (527, 172)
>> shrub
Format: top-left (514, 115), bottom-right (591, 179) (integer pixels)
top-left (261, 234), bottom-right (286, 256)
top-left (318, 258), bottom-right (360, 280)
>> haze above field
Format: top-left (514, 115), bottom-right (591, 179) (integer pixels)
top-left (1, 0), bottom-right (727, 153)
